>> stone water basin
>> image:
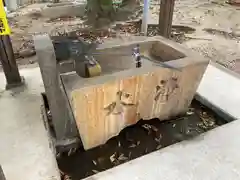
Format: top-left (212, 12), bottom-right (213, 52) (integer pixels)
top-left (59, 36), bottom-right (186, 76)
top-left (60, 36), bottom-right (209, 150)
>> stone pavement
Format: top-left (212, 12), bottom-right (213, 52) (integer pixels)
top-left (0, 66), bottom-right (60, 180)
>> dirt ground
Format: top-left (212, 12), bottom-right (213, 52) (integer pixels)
top-left (4, 0), bottom-right (240, 72)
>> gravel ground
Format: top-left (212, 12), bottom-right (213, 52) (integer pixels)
top-left (3, 0), bottom-right (240, 72)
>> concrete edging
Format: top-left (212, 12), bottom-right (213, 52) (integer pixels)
top-left (196, 61), bottom-right (240, 120)
top-left (195, 93), bottom-right (235, 122)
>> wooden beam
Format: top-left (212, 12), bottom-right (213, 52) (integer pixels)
top-left (159, 0), bottom-right (175, 38)
top-left (0, 35), bottom-right (23, 89)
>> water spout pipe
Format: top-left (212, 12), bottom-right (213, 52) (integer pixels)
top-left (141, 0), bottom-right (150, 36)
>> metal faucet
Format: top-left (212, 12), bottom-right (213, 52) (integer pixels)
top-left (132, 44), bottom-right (181, 71)
top-left (60, 40), bottom-right (181, 72)
top-left (132, 44), bottom-right (142, 68)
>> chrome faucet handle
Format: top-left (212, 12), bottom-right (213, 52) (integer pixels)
top-left (132, 44), bottom-right (142, 68)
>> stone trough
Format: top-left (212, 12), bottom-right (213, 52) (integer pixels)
top-left (34, 35), bottom-right (209, 150)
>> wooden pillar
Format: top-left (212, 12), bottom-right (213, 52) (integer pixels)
top-left (0, 35), bottom-right (23, 89)
top-left (0, 165), bottom-right (6, 180)
top-left (159, 0), bottom-right (175, 38)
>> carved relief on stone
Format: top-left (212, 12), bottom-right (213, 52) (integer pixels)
top-left (154, 77), bottom-right (179, 103)
top-left (103, 90), bottom-right (137, 136)
top-left (104, 90), bottom-right (136, 116)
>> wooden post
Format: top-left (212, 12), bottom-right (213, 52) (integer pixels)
top-left (0, 165), bottom-right (6, 180)
top-left (0, 35), bottom-right (23, 89)
top-left (159, 0), bottom-right (175, 38)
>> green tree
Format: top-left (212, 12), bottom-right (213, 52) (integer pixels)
top-left (87, 0), bottom-right (115, 20)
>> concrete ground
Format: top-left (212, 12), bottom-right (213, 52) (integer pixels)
top-left (0, 62), bottom-right (240, 180)
top-left (0, 66), bottom-right (60, 180)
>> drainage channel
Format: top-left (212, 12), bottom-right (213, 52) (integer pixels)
top-left (41, 94), bottom-right (233, 180)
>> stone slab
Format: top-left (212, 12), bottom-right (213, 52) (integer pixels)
top-left (0, 67), bottom-right (60, 180)
top-left (197, 61), bottom-right (240, 119)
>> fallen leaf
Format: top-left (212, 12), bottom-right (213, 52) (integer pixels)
top-left (151, 125), bottom-right (158, 132)
top-left (92, 160), bottom-right (97, 165)
top-left (56, 152), bottom-right (61, 158)
top-left (110, 153), bottom-right (116, 162)
top-left (156, 144), bottom-right (162, 150)
top-left (208, 120), bottom-right (215, 127)
top-left (186, 111), bottom-right (194, 115)
top-left (59, 170), bottom-right (65, 175)
top-left (118, 154), bottom-right (128, 161)
top-left (129, 144), bottom-right (137, 148)
top-left (97, 157), bottom-right (104, 164)
top-left (187, 108), bottom-right (195, 115)
top-left (113, 160), bottom-right (120, 166)
top-left (92, 170), bottom-right (99, 174)
top-left (128, 152), bottom-right (132, 159)
top-left (154, 137), bottom-right (161, 143)
top-left (172, 124), bottom-right (176, 128)
top-left (67, 148), bottom-right (77, 156)
top-left (142, 124), bottom-right (152, 131)
top-left (154, 134), bottom-right (162, 143)
top-left (64, 175), bottom-right (72, 180)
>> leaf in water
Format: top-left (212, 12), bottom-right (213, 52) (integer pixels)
top-left (154, 137), bottom-right (161, 143)
top-left (64, 175), bottom-right (72, 180)
top-left (129, 144), bottom-right (137, 148)
top-left (208, 119), bottom-right (216, 127)
top-left (186, 108), bottom-right (194, 115)
top-left (156, 144), bottom-right (162, 150)
top-left (186, 111), bottom-right (194, 115)
top-left (110, 152), bottom-right (116, 162)
top-left (67, 148), bottom-right (76, 156)
top-left (92, 160), bottom-right (97, 165)
top-left (92, 170), bottom-right (99, 174)
top-left (113, 160), bottom-right (120, 166)
top-left (128, 152), bottom-right (132, 159)
top-left (172, 123), bottom-right (176, 128)
top-left (59, 170), bottom-right (65, 175)
top-left (151, 125), bottom-right (158, 132)
top-left (155, 134), bottom-right (162, 143)
top-left (142, 124), bottom-right (152, 131)
top-left (56, 152), bottom-right (61, 158)
top-left (118, 154), bottom-right (128, 161)
top-left (97, 157), bottom-right (104, 164)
